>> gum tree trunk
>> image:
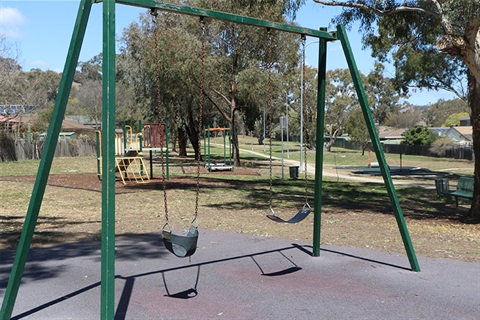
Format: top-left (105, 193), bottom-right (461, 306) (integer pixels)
top-left (468, 71), bottom-right (480, 222)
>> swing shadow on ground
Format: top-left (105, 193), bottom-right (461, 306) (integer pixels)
top-left (1, 232), bottom-right (411, 320)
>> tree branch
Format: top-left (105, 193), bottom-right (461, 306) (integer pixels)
top-left (204, 88), bottom-right (232, 122)
top-left (312, 0), bottom-right (441, 20)
top-left (212, 88), bottom-right (231, 105)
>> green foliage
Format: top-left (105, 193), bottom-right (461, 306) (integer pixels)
top-left (443, 112), bottom-right (469, 127)
top-left (327, 0), bottom-right (468, 99)
top-left (32, 105), bottom-right (54, 132)
top-left (364, 63), bottom-right (404, 124)
top-left (423, 99), bottom-right (469, 127)
top-left (344, 106), bottom-right (370, 154)
top-left (325, 65), bottom-right (402, 150)
top-left (77, 54), bottom-right (103, 82)
top-left (429, 138), bottom-right (456, 157)
top-left (384, 108), bottom-right (422, 129)
top-left (402, 125), bottom-right (437, 146)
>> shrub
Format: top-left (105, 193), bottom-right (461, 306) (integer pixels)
top-left (0, 131), bottom-right (17, 161)
top-left (429, 138), bottom-right (456, 157)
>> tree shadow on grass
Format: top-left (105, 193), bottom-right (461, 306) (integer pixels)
top-left (0, 215), bottom-right (102, 250)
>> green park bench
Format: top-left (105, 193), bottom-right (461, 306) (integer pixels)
top-left (435, 176), bottom-right (474, 207)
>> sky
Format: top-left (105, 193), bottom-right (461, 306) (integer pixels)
top-left (0, 0), bottom-right (457, 106)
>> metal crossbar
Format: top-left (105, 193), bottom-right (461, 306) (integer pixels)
top-left (117, 0), bottom-right (336, 40)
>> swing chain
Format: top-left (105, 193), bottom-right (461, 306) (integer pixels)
top-left (193, 17), bottom-right (206, 226)
top-left (301, 35), bottom-right (309, 206)
top-left (151, 9), bottom-right (170, 228)
top-left (267, 28), bottom-right (274, 211)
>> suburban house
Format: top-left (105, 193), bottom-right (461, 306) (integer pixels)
top-left (431, 127), bottom-right (449, 138)
top-left (458, 116), bottom-right (471, 126)
top-left (445, 126), bottom-right (473, 146)
top-left (1, 114), bottom-right (94, 138)
top-left (377, 127), bottom-right (406, 144)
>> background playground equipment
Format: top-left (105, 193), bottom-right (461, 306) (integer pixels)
top-left (95, 120), bottom-right (169, 183)
top-left (203, 126), bottom-right (233, 172)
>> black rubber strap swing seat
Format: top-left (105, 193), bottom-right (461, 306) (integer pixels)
top-left (162, 223), bottom-right (199, 258)
top-left (152, 11), bottom-right (205, 258)
top-left (267, 203), bottom-right (312, 223)
top-left (266, 33), bottom-right (312, 224)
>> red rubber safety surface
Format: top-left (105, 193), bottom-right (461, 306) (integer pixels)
top-left (1, 230), bottom-right (479, 319)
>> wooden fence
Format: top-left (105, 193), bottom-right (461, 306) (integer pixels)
top-left (0, 138), bottom-right (96, 162)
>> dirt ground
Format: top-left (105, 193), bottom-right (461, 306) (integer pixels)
top-left (1, 160), bottom-right (480, 264)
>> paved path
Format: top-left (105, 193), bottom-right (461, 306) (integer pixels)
top-left (238, 146), bottom-right (433, 187)
top-left (1, 231), bottom-right (479, 319)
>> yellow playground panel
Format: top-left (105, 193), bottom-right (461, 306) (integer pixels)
top-left (114, 155), bottom-right (150, 184)
top-left (96, 130), bottom-right (150, 184)
top-left (96, 122), bottom-right (167, 184)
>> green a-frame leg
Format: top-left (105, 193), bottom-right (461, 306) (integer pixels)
top-left (0, 1), bottom-right (419, 319)
top-left (336, 25), bottom-right (420, 272)
top-left (0, 0), bottom-right (95, 319)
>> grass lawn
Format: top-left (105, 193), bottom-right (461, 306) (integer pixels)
top-left (0, 136), bottom-right (479, 263)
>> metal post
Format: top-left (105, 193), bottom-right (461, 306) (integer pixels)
top-left (207, 126), bottom-right (211, 167)
top-left (263, 108), bottom-right (266, 152)
top-left (285, 94), bottom-right (289, 159)
top-left (138, 120), bottom-right (143, 153)
top-left (96, 130), bottom-right (102, 179)
top-left (223, 129), bottom-right (227, 165)
top-left (229, 126), bottom-right (233, 166)
top-left (299, 48), bottom-right (304, 173)
top-left (101, 0), bottom-right (117, 318)
top-left (123, 122), bottom-right (127, 155)
top-left (313, 33), bottom-right (327, 257)
top-left (150, 150), bottom-right (154, 178)
top-left (280, 116), bottom-right (285, 180)
top-left (165, 119), bottom-right (170, 180)
top-left (0, 1), bottom-right (93, 318)
top-left (203, 127), bottom-right (207, 167)
top-left (337, 25), bottom-right (420, 272)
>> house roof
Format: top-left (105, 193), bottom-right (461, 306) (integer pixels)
top-left (61, 119), bottom-right (94, 131)
top-left (377, 127), bottom-right (406, 139)
top-left (2, 115), bottom-right (93, 131)
top-left (447, 126), bottom-right (473, 141)
top-left (431, 127), bottom-right (449, 133)
top-left (454, 126), bottom-right (473, 135)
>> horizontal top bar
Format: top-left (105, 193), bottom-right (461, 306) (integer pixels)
top-left (114, 0), bottom-right (336, 40)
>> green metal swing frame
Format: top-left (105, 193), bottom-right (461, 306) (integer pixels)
top-left (0, 1), bottom-right (420, 319)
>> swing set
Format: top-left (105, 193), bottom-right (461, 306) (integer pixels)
top-left (0, 1), bottom-right (420, 319)
top-left (203, 127), bottom-right (234, 172)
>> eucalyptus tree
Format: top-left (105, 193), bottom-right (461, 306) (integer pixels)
top-left (118, 9), bottom-right (210, 158)
top-left (76, 80), bottom-right (102, 128)
top-left (345, 105), bottom-right (371, 155)
top-left (364, 62), bottom-right (404, 124)
top-left (325, 66), bottom-right (401, 151)
top-left (384, 107), bottom-right (423, 128)
top-left (20, 69), bottom-right (61, 108)
top-left (77, 54), bottom-right (103, 83)
top-left (0, 35), bottom-right (22, 108)
top-left (312, 0), bottom-right (480, 221)
top-left (324, 68), bottom-right (357, 151)
top-left (194, 0), bottom-right (301, 166)
top-left (118, 1), bottom-right (310, 164)
top-left (423, 98), bottom-right (469, 127)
